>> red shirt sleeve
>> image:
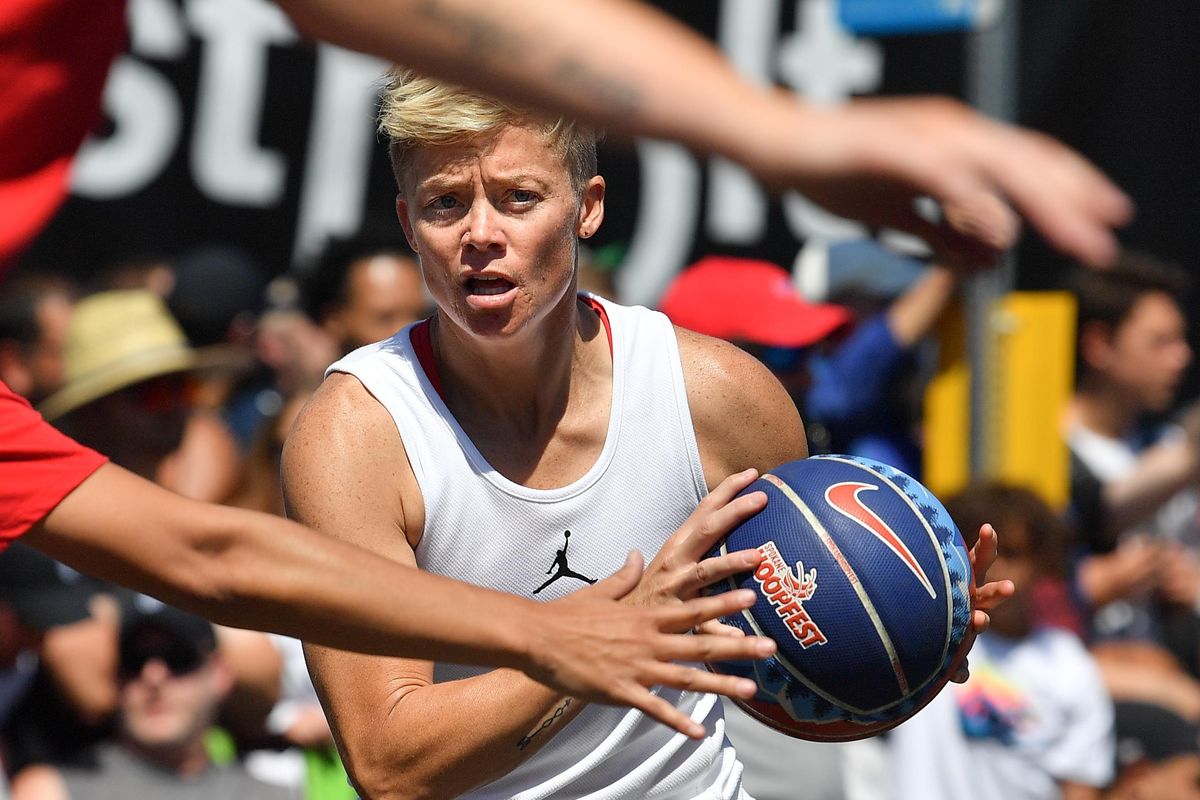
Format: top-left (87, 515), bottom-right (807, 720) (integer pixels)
top-left (0, 381), bottom-right (108, 546)
top-left (0, 0), bottom-right (129, 274)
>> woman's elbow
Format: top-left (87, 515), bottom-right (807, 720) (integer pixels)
top-left (342, 750), bottom-right (435, 800)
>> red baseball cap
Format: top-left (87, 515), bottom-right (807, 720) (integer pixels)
top-left (659, 256), bottom-right (853, 348)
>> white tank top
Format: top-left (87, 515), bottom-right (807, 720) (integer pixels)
top-left (328, 295), bottom-right (748, 800)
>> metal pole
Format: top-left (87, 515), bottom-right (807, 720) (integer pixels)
top-left (965, 0), bottom-right (1019, 477)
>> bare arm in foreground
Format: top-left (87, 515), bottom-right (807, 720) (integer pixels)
top-left (278, 0), bottom-right (1132, 268)
top-left (24, 462), bottom-right (768, 738)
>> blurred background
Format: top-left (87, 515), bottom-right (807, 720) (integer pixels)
top-left (23, 2), bottom-right (1198, 296)
top-left (7, 2), bottom-right (1200, 799)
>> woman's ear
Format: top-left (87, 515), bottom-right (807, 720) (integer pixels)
top-left (396, 194), bottom-right (419, 253)
top-left (578, 176), bottom-right (605, 239)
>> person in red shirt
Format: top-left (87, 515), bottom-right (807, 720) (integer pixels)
top-left (0, 384), bottom-right (106, 546)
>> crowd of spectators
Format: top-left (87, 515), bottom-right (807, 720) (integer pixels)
top-left (654, 245), bottom-right (1200, 800)
top-left (0, 233), bottom-right (429, 800)
top-left (1, 236), bottom-right (1198, 800)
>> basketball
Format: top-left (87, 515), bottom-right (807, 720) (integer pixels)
top-left (708, 454), bottom-right (973, 742)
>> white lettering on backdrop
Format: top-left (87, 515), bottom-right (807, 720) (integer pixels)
top-left (72, 0), bottom-right (883, 299)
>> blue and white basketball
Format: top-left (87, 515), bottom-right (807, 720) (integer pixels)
top-left (708, 455), bottom-right (973, 741)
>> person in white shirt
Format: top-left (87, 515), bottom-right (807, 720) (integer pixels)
top-left (283, 69), bottom-right (1011, 800)
top-left (889, 483), bottom-right (1114, 800)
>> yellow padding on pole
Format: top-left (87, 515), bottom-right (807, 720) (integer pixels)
top-left (923, 292), bottom-right (1075, 511)
top-left (986, 292), bottom-right (1076, 510)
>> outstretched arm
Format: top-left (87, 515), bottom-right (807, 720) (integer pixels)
top-left (277, 0), bottom-right (1131, 267)
top-left (885, 263), bottom-right (960, 349)
top-left (23, 412), bottom-right (766, 741)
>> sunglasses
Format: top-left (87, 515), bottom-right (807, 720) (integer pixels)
top-left (120, 375), bottom-right (199, 415)
top-left (118, 639), bottom-right (207, 681)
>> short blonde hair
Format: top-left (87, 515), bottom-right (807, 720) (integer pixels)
top-left (378, 68), bottom-right (598, 193)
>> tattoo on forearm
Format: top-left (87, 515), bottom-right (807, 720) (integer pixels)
top-left (414, 0), bottom-right (527, 62)
top-left (518, 698), bottom-right (573, 751)
top-left (413, 0), bottom-right (642, 120)
top-left (554, 58), bottom-right (642, 119)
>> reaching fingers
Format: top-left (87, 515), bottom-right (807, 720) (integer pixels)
top-left (656, 627), bottom-right (775, 665)
top-left (659, 589), bottom-right (758, 633)
top-left (988, 129), bottom-right (1132, 268)
top-left (896, 210), bottom-right (1002, 273)
top-left (835, 95), bottom-right (1129, 269)
top-left (695, 619), bottom-right (746, 638)
top-left (640, 660), bottom-right (761, 703)
top-left (949, 114), bottom-right (1129, 268)
top-left (1011, 128), bottom-right (1129, 216)
top-left (969, 524), bottom-right (1000, 583)
top-left (678, 548), bottom-right (761, 597)
top-left (973, 578), bottom-right (1014, 611)
top-left (679, 490), bottom-right (767, 562)
top-left (971, 608), bottom-right (992, 635)
top-left (938, 190), bottom-right (1019, 262)
top-left (619, 687), bottom-right (707, 739)
top-left (582, 550), bottom-right (645, 601)
top-left (1030, 133), bottom-right (1132, 229)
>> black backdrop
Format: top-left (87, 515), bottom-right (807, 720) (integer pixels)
top-left (23, 0), bottom-right (1200, 373)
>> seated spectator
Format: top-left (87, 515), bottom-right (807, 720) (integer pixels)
top-left (32, 290), bottom-right (282, 742)
top-left (167, 245), bottom-right (266, 352)
top-left (1105, 701), bottom-right (1200, 800)
top-left (301, 234), bottom-right (428, 356)
top-left (0, 271), bottom-right (78, 405)
top-left (164, 245), bottom-right (267, 500)
top-left (40, 290), bottom-right (241, 499)
top-left (219, 276), bottom-right (339, 454)
top-left (1065, 252), bottom-right (1200, 675)
top-left (659, 254), bottom-right (958, 478)
top-left (887, 482), bottom-right (1114, 800)
top-left (226, 233), bottom-right (426, 498)
top-left (228, 391), bottom-right (308, 517)
top-left (657, 255), bottom-right (851, 417)
top-left (9, 604), bottom-right (298, 800)
top-left (0, 543), bottom-right (133, 773)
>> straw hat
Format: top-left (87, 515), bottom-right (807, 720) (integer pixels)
top-left (38, 290), bottom-right (241, 421)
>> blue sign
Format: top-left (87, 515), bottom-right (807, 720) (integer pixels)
top-left (837, 0), bottom-right (1001, 36)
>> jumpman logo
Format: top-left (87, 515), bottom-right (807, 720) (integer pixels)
top-left (533, 531), bottom-right (597, 595)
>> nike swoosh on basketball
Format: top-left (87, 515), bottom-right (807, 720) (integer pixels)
top-left (824, 481), bottom-right (936, 598)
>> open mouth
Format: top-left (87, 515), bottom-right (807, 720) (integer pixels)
top-left (467, 275), bottom-right (515, 296)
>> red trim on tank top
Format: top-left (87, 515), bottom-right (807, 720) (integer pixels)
top-left (409, 318), bottom-right (443, 399)
top-left (581, 295), bottom-right (613, 354)
top-left (409, 296), bottom-right (612, 402)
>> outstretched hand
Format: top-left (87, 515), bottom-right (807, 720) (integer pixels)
top-left (950, 523), bottom-right (1015, 683)
top-left (751, 95), bottom-right (1133, 270)
top-left (525, 547), bottom-right (775, 739)
top-left (627, 468), bottom-right (769, 610)
top-left (521, 469), bottom-right (775, 739)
